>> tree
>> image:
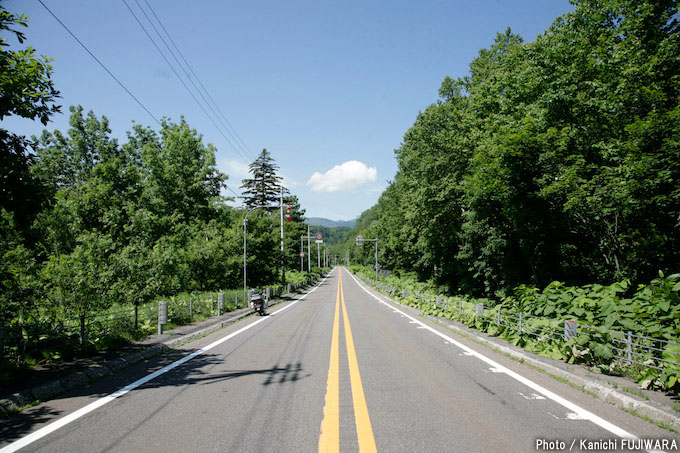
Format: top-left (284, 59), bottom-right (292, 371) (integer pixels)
top-left (344, 0), bottom-right (680, 296)
top-left (240, 149), bottom-right (283, 209)
top-left (141, 119), bottom-right (227, 225)
top-left (0, 4), bottom-right (60, 231)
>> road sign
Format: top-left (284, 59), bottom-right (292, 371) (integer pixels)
top-left (315, 232), bottom-right (323, 240)
top-left (300, 252), bottom-right (305, 257)
top-left (356, 235), bottom-right (364, 246)
top-left (315, 240), bottom-right (323, 244)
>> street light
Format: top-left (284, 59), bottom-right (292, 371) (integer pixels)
top-left (243, 204), bottom-right (280, 302)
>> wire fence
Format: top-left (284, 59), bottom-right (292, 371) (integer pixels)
top-left (356, 273), bottom-right (680, 377)
top-left (1, 276), bottom-right (320, 366)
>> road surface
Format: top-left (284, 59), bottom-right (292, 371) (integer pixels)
top-left (1, 267), bottom-right (677, 452)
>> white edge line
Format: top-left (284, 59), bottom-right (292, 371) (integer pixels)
top-left (1, 270), bottom-right (334, 453)
top-left (344, 270), bottom-right (666, 453)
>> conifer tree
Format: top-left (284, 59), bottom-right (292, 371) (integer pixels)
top-left (240, 149), bottom-right (284, 209)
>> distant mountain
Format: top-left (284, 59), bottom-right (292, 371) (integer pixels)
top-left (305, 217), bottom-right (356, 228)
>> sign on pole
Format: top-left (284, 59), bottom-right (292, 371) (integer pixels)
top-left (300, 252), bottom-right (305, 257)
top-left (356, 235), bottom-right (364, 246)
top-left (315, 232), bottom-right (323, 240)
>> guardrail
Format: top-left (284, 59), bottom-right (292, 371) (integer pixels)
top-left (355, 273), bottom-right (680, 381)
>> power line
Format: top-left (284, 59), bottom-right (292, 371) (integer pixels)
top-left (121, 0), bottom-right (252, 166)
top-left (37, 0), bottom-right (161, 126)
top-left (37, 1), bottom-right (244, 202)
top-left (141, 0), bottom-right (256, 161)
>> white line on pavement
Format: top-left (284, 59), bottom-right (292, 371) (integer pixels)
top-left (1, 271), bottom-right (334, 453)
top-left (344, 270), bottom-right (664, 453)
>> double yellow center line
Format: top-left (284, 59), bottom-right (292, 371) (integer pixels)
top-left (319, 271), bottom-right (377, 452)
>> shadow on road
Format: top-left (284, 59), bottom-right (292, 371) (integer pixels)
top-left (0, 405), bottom-right (62, 443)
top-left (0, 346), bottom-right (311, 446)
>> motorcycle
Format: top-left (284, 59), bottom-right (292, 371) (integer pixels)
top-left (250, 291), bottom-right (268, 316)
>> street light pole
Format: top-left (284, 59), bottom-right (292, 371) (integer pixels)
top-left (280, 186), bottom-right (285, 284)
top-left (243, 203), bottom-right (281, 302)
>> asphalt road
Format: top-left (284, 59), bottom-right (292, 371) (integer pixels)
top-left (1, 267), bottom-right (678, 452)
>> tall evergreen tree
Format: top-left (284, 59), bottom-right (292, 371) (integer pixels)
top-left (240, 149), bottom-right (283, 209)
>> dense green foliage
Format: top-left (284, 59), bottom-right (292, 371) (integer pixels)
top-left (353, 264), bottom-right (680, 392)
top-left (346, 0), bottom-right (680, 297)
top-left (307, 225), bottom-right (352, 246)
top-left (1, 106), bottom-right (313, 373)
top-left (0, 3), bottom-right (315, 375)
top-left (0, 4), bottom-right (60, 234)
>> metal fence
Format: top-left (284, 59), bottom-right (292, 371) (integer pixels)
top-left (356, 273), bottom-right (680, 375)
top-left (1, 276), bottom-right (320, 364)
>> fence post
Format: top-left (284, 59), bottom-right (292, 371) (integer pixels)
top-left (189, 299), bottom-right (193, 321)
top-left (459, 300), bottom-right (463, 314)
top-left (79, 313), bottom-right (86, 346)
top-left (627, 331), bottom-right (633, 364)
top-left (158, 301), bottom-right (168, 335)
top-left (134, 302), bottom-right (139, 330)
top-left (519, 313), bottom-right (523, 333)
top-left (218, 293), bottom-right (225, 316)
top-left (564, 320), bottom-right (577, 340)
top-left (445, 297), bottom-right (449, 311)
top-left (497, 306), bottom-right (501, 326)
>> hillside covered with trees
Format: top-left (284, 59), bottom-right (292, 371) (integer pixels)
top-left (345, 0), bottom-right (679, 298)
top-left (0, 3), bottom-right (311, 375)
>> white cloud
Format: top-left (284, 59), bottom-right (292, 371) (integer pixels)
top-left (306, 160), bottom-right (377, 193)
top-left (220, 159), bottom-right (251, 181)
top-left (279, 173), bottom-right (298, 190)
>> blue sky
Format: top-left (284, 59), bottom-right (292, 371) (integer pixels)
top-left (3, 0), bottom-right (574, 220)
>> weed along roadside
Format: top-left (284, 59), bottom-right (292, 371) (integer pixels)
top-left (0, 274), bottom-right (324, 416)
top-left (349, 266), bottom-right (680, 432)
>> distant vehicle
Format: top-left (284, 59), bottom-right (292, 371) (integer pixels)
top-left (249, 291), bottom-right (268, 316)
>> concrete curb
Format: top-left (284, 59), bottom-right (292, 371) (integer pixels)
top-left (431, 316), bottom-right (680, 432)
top-left (358, 275), bottom-right (680, 433)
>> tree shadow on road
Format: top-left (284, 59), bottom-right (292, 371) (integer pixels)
top-left (0, 345), bottom-right (313, 447)
top-left (157, 361), bottom-right (309, 387)
top-left (0, 405), bottom-right (62, 443)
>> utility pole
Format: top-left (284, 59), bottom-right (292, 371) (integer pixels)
top-left (244, 203), bottom-right (281, 302)
top-left (356, 235), bottom-right (379, 281)
top-left (307, 224), bottom-right (311, 272)
top-left (280, 186), bottom-right (285, 284)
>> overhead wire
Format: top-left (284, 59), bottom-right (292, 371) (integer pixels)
top-left (131, 0), bottom-right (253, 163)
top-left (121, 0), bottom-right (252, 167)
top-left (38, 0), bottom-right (243, 200)
top-left (37, 0), bottom-right (162, 126)
top-left (140, 0), bottom-right (255, 161)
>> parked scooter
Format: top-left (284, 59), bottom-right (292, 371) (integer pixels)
top-left (250, 291), bottom-right (268, 316)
